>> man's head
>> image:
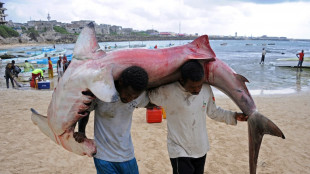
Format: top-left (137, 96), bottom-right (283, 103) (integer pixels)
top-left (48, 57), bottom-right (51, 60)
top-left (43, 70), bottom-right (46, 73)
top-left (180, 60), bottom-right (204, 95)
top-left (25, 60), bottom-right (28, 63)
top-left (302, 50), bottom-right (304, 53)
top-left (117, 66), bottom-right (148, 103)
top-left (12, 60), bottom-right (15, 64)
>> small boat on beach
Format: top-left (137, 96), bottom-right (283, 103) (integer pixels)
top-left (275, 57), bottom-right (310, 68)
top-left (0, 49), bottom-right (67, 64)
top-left (220, 43), bottom-right (227, 46)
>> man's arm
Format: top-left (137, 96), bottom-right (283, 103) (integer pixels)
top-left (73, 113), bottom-right (89, 143)
top-left (235, 112), bottom-right (248, 121)
top-left (73, 90), bottom-right (96, 143)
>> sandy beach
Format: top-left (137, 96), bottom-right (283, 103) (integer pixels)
top-left (0, 89), bottom-right (309, 174)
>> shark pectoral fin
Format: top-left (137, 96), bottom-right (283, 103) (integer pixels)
top-left (31, 108), bottom-right (57, 143)
top-left (248, 112), bottom-right (285, 174)
top-left (58, 131), bottom-right (96, 157)
top-left (73, 22), bottom-right (106, 60)
top-left (88, 66), bottom-right (118, 102)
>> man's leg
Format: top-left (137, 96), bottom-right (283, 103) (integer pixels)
top-left (192, 154), bottom-right (206, 174)
top-left (5, 75), bottom-right (9, 88)
top-left (10, 76), bottom-right (15, 88)
top-left (170, 157), bottom-right (195, 174)
top-left (93, 157), bottom-right (139, 174)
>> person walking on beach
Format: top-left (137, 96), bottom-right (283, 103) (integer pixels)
top-left (296, 50), bottom-right (304, 71)
top-left (260, 48), bottom-right (266, 64)
top-left (48, 57), bottom-right (53, 79)
top-left (148, 60), bottom-right (248, 174)
top-left (57, 56), bottom-right (64, 80)
top-left (74, 66), bottom-right (149, 174)
top-left (21, 60), bottom-right (34, 72)
top-left (4, 61), bottom-right (15, 88)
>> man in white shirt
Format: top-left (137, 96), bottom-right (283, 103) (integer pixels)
top-left (74, 66), bottom-right (149, 174)
top-left (148, 60), bottom-right (248, 174)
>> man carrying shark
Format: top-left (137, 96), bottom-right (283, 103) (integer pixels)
top-left (148, 60), bottom-right (248, 174)
top-left (74, 66), bottom-right (149, 174)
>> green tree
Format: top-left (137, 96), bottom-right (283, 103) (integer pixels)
top-left (0, 25), bottom-right (19, 38)
top-left (53, 26), bottom-right (69, 34)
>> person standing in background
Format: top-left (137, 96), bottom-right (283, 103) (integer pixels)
top-left (5, 61), bottom-right (15, 88)
top-left (260, 48), bottom-right (266, 64)
top-left (62, 54), bottom-right (68, 71)
top-left (21, 60), bottom-right (34, 72)
top-left (57, 56), bottom-right (64, 80)
top-left (296, 50), bottom-right (304, 71)
top-left (48, 57), bottom-right (53, 79)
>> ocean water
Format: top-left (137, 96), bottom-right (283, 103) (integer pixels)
top-left (1, 39), bottom-right (309, 94)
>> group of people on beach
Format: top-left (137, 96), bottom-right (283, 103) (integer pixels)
top-left (4, 53), bottom-right (72, 88)
top-left (73, 60), bottom-right (248, 174)
top-left (48, 54), bottom-right (71, 81)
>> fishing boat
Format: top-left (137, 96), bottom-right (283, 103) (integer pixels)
top-left (0, 48), bottom-right (66, 64)
top-left (275, 57), bottom-right (310, 68)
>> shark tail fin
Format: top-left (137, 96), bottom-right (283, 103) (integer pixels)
top-left (73, 22), bottom-right (106, 60)
top-left (31, 108), bottom-right (57, 143)
top-left (248, 111), bottom-right (285, 174)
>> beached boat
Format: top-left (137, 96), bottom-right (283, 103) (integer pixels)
top-left (275, 57), bottom-right (310, 68)
top-left (0, 48), bottom-right (66, 64)
top-left (30, 54), bottom-right (72, 64)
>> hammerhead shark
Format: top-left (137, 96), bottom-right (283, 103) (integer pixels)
top-left (31, 23), bottom-right (284, 173)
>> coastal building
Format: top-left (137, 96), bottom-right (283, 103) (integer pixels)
top-left (159, 32), bottom-right (172, 36)
top-left (0, 1), bottom-right (8, 24)
top-left (122, 28), bottom-right (133, 35)
top-left (95, 24), bottom-right (110, 35)
top-left (66, 20), bottom-right (95, 34)
top-left (110, 25), bottom-right (122, 35)
top-left (27, 20), bottom-right (60, 32)
top-left (146, 29), bottom-right (159, 35)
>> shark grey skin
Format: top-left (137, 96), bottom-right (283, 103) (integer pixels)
top-left (31, 23), bottom-right (284, 173)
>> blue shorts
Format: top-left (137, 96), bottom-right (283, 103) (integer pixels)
top-left (94, 157), bottom-right (139, 174)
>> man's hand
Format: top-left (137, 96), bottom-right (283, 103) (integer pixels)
top-left (235, 112), bottom-right (248, 121)
top-left (73, 132), bottom-right (87, 143)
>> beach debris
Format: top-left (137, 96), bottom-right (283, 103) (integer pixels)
top-left (31, 23), bottom-right (285, 173)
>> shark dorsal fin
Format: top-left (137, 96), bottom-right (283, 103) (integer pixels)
top-left (73, 22), bottom-right (106, 60)
top-left (236, 74), bottom-right (249, 83)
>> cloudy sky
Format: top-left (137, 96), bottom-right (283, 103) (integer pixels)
top-left (3, 0), bottom-right (310, 39)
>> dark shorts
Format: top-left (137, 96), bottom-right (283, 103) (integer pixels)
top-left (93, 157), bottom-right (139, 174)
top-left (170, 154), bottom-right (207, 174)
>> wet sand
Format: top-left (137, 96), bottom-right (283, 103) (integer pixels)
top-left (0, 89), bottom-right (309, 173)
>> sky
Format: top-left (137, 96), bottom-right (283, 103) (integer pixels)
top-left (2, 0), bottom-right (310, 39)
